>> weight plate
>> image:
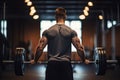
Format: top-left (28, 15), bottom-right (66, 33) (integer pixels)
top-left (95, 47), bottom-right (106, 75)
top-left (14, 54), bottom-right (25, 76)
top-left (14, 47), bottom-right (25, 76)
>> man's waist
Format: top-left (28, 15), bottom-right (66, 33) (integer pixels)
top-left (48, 55), bottom-right (71, 61)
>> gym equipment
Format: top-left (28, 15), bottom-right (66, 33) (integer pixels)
top-left (14, 47), bottom-right (25, 76)
top-left (94, 47), bottom-right (106, 75)
top-left (1, 47), bottom-right (120, 76)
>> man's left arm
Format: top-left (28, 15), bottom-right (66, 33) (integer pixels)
top-left (72, 36), bottom-right (90, 64)
top-left (72, 36), bottom-right (85, 62)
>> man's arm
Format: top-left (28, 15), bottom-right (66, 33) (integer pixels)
top-left (34, 36), bottom-right (48, 63)
top-left (72, 36), bottom-right (85, 62)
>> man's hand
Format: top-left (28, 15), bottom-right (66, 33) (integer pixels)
top-left (84, 59), bottom-right (90, 64)
top-left (30, 60), bottom-right (35, 64)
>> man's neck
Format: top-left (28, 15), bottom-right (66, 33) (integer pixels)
top-left (57, 19), bottom-right (65, 24)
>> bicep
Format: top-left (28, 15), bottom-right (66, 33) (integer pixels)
top-left (38, 36), bottom-right (48, 50)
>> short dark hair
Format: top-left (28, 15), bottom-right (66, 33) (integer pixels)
top-left (55, 7), bottom-right (66, 20)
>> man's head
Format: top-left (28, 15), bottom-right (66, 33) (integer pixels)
top-left (55, 7), bottom-right (67, 22)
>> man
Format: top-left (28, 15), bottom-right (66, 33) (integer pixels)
top-left (31, 7), bottom-right (89, 80)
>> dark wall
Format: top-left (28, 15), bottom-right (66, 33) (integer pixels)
top-left (82, 20), bottom-right (96, 50)
top-left (115, 25), bottom-right (120, 57)
top-left (7, 18), bottom-right (40, 58)
top-left (106, 28), bottom-right (112, 58)
top-left (106, 24), bottom-right (120, 58)
top-left (82, 19), bottom-right (97, 59)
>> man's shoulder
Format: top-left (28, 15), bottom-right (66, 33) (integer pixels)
top-left (48, 24), bottom-right (57, 30)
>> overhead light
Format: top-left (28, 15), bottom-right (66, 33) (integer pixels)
top-left (31, 9), bottom-right (36, 14)
top-left (29, 9), bottom-right (36, 16)
top-left (25, 0), bottom-right (30, 3)
top-left (98, 15), bottom-right (103, 20)
top-left (84, 6), bottom-right (89, 11)
top-left (33, 15), bottom-right (39, 19)
top-left (83, 10), bottom-right (89, 16)
top-left (29, 12), bottom-right (34, 16)
top-left (88, 1), bottom-right (93, 6)
top-left (30, 6), bottom-right (35, 11)
top-left (27, 1), bottom-right (32, 6)
top-left (79, 14), bottom-right (86, 20)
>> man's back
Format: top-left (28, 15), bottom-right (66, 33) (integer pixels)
top-left (42, 24), bottom-right (77, 61)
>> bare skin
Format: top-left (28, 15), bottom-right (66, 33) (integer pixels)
top-left (30, 36), bottom-right (48, 64)
top-left (72, 36), bottom-right (90, 64)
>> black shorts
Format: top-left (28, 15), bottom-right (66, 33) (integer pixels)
top-left (45, 61), bottom-right (73, 80)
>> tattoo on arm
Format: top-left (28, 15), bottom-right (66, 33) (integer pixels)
top-left (34, 36), bottom-right (48, 63)
top-left (72, 37), bottom-right (85, 62)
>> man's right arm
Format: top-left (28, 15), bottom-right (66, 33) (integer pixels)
top-left (31, 36), bottom-right (48, 64)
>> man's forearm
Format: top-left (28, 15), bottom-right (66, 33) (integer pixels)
top-left (34, 36), bottom-right (48, 63)
top-left (77, 49), bottom-right (85, 62)
top-left (34, 47), bottom-right (43, 63)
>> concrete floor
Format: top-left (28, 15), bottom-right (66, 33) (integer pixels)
top-left (0, 63), bottom-right (120, 80)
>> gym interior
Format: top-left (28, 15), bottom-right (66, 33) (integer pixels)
top-left (0, 0), bottom-right (120, 80)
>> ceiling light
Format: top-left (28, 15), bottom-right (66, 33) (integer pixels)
top-left (88, 1), bottom-right (93, 6)
top-left (33, 15), bottom-right (39, 19)
top-left (29, 12), bottom-right (34, 16)
top-left (83, 10), bottom-right (89, 16)
top-left (29, 9), bottom-right (36, 16)
top-left (25, 0), bottom-right (30, 3)
top-left (30, 6), bottom-right (35, 11)
top-left (27, 1), bottom-right (32, 6)
top-left (31, 9), bottom-right (36, 14)
top-left (84, 6), bottom-right (89, 11)
top-left (98, 15), bottom-right (103, 20)
top-left (79, 14), bottom-right (86, 20)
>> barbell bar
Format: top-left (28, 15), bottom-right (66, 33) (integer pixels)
top-left (2, 60), bottom-right (47, 64)
top-left (2, 59), bottom-right (118, 64)
top-left (2, 59), bottom-right (119, 76)
top-left (1, 47), bottom-right (120, 76)
top-left (71, 60), bottom-right (118, 64)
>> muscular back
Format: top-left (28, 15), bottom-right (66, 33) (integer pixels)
top-left (42, 24), bottom-right (77, 61)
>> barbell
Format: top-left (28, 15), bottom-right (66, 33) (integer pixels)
top-left (1, 47), bottom-right (120, 76)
